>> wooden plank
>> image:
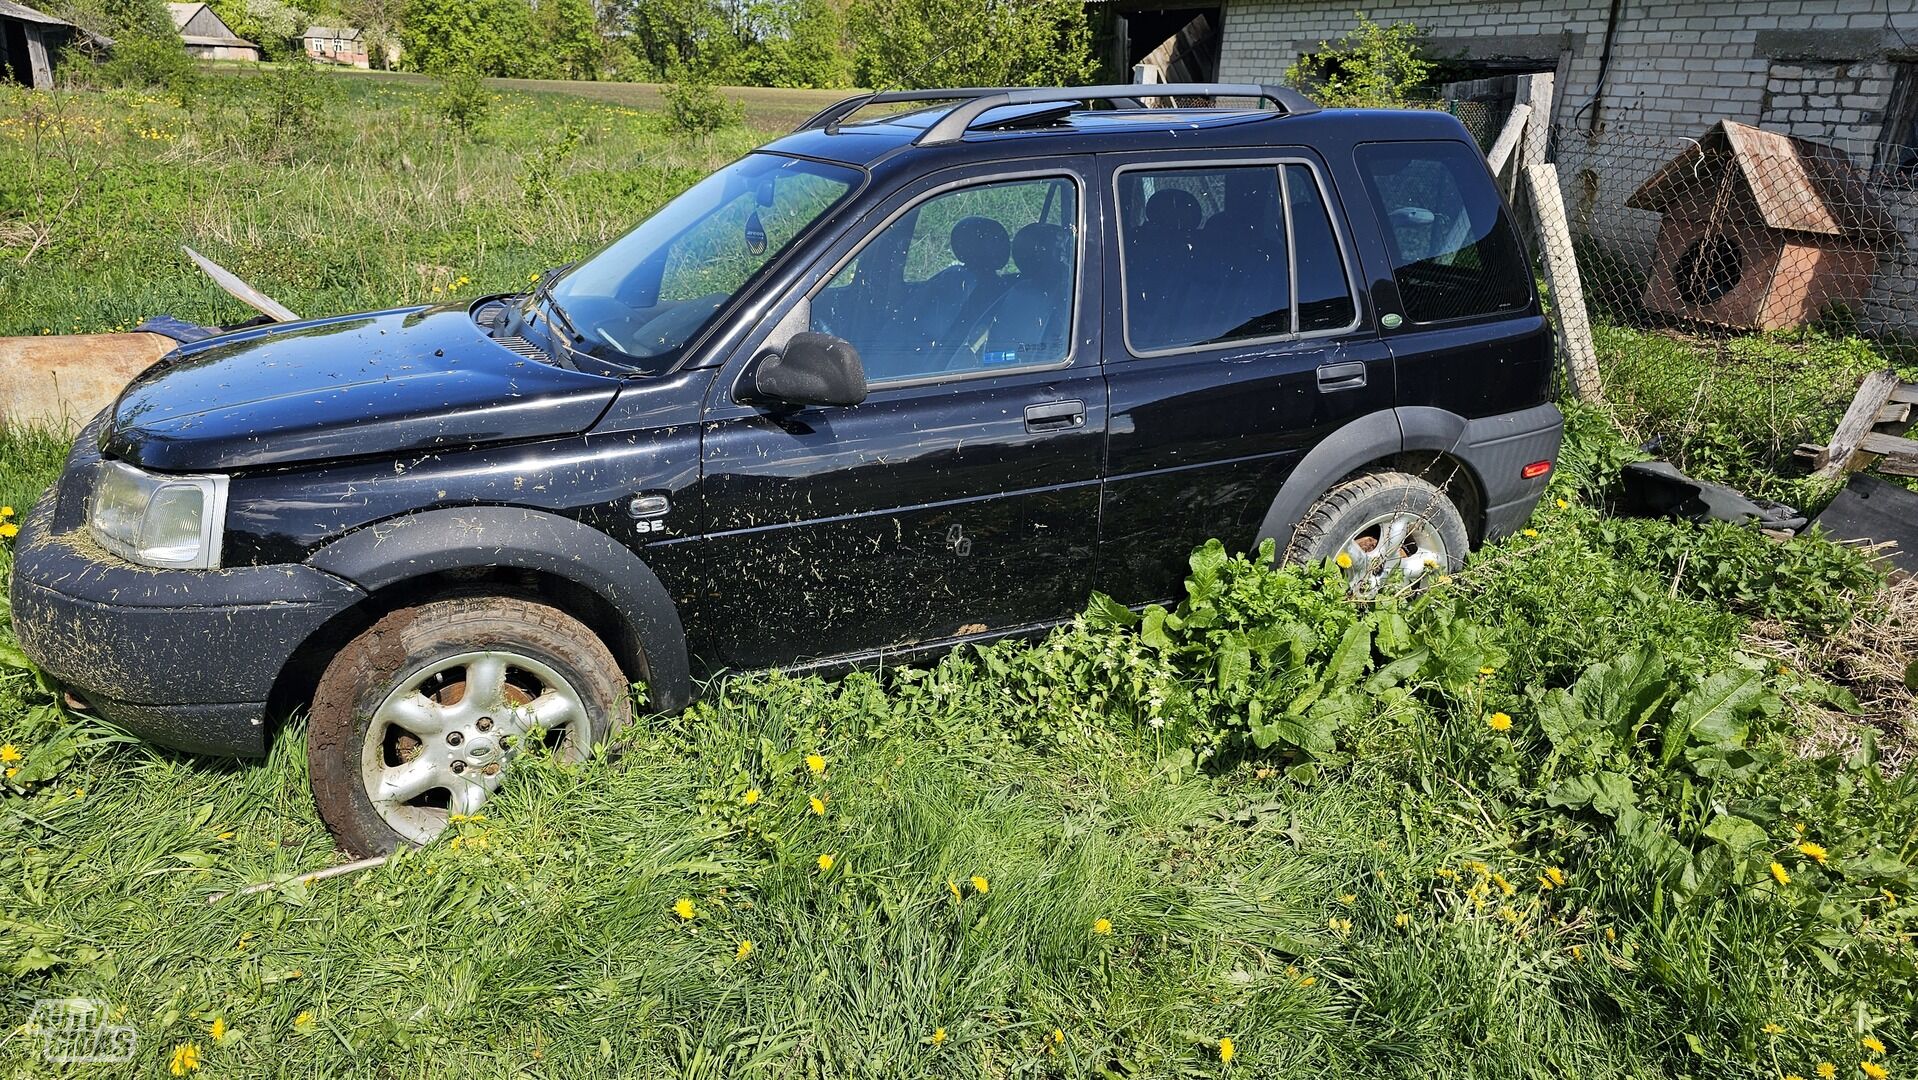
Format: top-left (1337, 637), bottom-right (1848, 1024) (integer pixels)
top-left (1877, 402), bottom-right (1912, 424)
top-left (1485, 102), bottom-right (1532, 176)
top-left (1814, 369), bottom-right (1900, 478)
top-left (1515, 72), bottom-right (1552, 169)
top-left (1890, 384), bottom-right (1918, 405)
top-left (1526, 161), bottom-right (1604, 401)
top-left (1877, 455), bottom-right (1918, 478)
top-left (1860, 431), bottom-right (1918, 457)
top-left (183, 246), bottom-right (300, 323)
top-left (0, 333), bottom-right (177, 430)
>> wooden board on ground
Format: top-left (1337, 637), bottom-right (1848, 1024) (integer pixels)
top-left (1811, 369), bottom-right (1909, 478)
top-left (0, 333), bottom-right (175, 431)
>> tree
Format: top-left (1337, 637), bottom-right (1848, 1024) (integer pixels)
top-left (847, 0), bottom-right (1093, 90)
top-left (730, 0), bottom-right (852, 89)
top-left (1283, 15), bottom-right (1432, 109)
top-left (210, 0), bottom-right (310, 60)
top-left (399, 0), bottom-right (543, 77)
top-left (535, 0), bottom-right (601, 79)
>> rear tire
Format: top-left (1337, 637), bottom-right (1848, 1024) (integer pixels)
top-left (307, 595), bottom-right (631, 857)
top-left (1286, 471), bottom-right (1469, 596)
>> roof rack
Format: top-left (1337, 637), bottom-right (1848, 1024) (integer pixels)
top-left (793, 83), bottom-right (1321, 145)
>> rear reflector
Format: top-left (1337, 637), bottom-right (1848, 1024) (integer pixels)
top-left (1521, 460), bottom-right (1552, 480)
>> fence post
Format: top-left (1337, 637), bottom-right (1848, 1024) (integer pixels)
top-left (1515, 72), bottom-right (1604, 403)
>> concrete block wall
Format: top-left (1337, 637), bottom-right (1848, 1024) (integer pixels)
top-left (1217, 0), bottom-right (1918, 333)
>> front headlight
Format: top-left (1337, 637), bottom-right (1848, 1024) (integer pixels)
top-left (88, 460), bottom-right (229, 569)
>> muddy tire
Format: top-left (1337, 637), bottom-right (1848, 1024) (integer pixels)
top-left (1286, 471), bottom-right (1469, 596)
top-left (308, 595), bottom-right (631, 857)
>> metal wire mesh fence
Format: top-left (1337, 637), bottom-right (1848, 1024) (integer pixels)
top-left (1512, 105), bottom-right (1918, 493)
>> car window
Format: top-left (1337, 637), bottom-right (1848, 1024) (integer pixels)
top-left (1117, 165), bottom-right (1297, 353)
top-left (1354, 141), bottom-right (1531, 323)
top-left (812, 176), bottom-right (1079, 384)
top-left (1285, 164), bottom-right (1359, 333)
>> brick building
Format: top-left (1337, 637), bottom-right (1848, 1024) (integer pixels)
top-left (1117, 0), bottom-right (1918, 328)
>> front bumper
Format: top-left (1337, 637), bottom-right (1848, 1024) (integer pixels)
top-left (8, 486), bottom-right (365, 757)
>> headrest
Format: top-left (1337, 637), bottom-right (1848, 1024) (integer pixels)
top-left (1145, 188), bottom-right (1203, 232)
top-left (1012, 222), bottom-right (1071, 277)
top-left (950, 216), bottom-right (1011, 272)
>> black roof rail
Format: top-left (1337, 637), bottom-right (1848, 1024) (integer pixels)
top-left (792, 83), bottom-right (1319, 141)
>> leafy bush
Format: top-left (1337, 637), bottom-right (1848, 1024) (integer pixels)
top-left (434, 65), bottom-right (488, 136)
top-left (1283, 15), bottom-right (1433, 108)
top-left (239, 61), bottom-right (340, 159)
top-left (662, 67), bottom-right (742, 137)
top-left (90, 33), bottom-right (197, 101)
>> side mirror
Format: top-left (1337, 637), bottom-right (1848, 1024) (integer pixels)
top-left (752, 332), bottom-right (867, 408)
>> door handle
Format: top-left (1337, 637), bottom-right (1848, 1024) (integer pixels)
top-left (1024, 399), bottom-right (1085, 432)
top-left (1316, 361), bottom-right (1368, 392)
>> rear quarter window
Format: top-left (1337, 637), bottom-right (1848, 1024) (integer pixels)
top-left (1355, 140), bottom-right (1531, 323)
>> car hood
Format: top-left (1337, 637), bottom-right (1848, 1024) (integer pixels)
top-left (101, 306), bottom-right (621, 472)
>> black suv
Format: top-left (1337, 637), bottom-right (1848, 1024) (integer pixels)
top-left (10, 84), bottom-right (1561, 854)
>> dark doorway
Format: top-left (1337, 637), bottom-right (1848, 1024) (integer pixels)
top-left (1110, 7), bottom-right (1221, 84)
top-left (3, 19), bottom-right (32, 87)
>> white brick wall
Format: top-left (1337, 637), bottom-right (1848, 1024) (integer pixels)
top-left (1217, 0), bottom-right (1918, 330)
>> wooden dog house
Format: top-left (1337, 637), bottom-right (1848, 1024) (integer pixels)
top-left (1628, 120), bottom-right (1898, 331)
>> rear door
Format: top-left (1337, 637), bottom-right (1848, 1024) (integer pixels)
top-left (1095, 151), bottom-right (1392, 605)
top-left (1351, 139), bottom-right (1553, 418)
top-left (693, 160), bottom-right (1107, 669)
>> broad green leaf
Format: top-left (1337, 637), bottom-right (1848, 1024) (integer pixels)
top-left (1084, 592), bottom-right (1139, 628)
top-left (1701, 812), bottom-right (1767, 856)
top-left (1323, 621), bottom-right (1374, 689)
top-left (1546, 771), bottom-right (1636, 817)
top-left (1216, 633), bottom-right (1251, 693)
top-left (1659, 668), bottom-right (1767, 768)
top-left (1139, 607), bottom-right (1174, 651)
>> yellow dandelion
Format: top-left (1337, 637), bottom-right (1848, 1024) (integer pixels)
top-left (1798, 841), bottom-right (1828, 865)
top-left (1771, 862), bottom-right (1791, 886)
top-left (674, 897), bottom-right (696, 920)
top-left (930, 1027), bottom-right (947, 1046)
top-left (1860, 1064), bottom-right (1886, 1080)
top-left (0, 744), bottom-right (21, 764)
top-left (1394, 912), bottom-right (1411, 928)
top-left (209, 1018), bottom-right (225, 1041)
top-left (0, 523), bottom-right (16, 540)
top-left (1492, 873), bottom-right (1515, 896)
top-left (1819, 1062), bottom-right (1838, 1078)
top-left (1052, 1028), bottom-right (1064, 1045)
top-left (742, 788), bottom-right (761, 806)
top-left (293, 1010), bottom-right (316, 1034)
top-left (805, 753), bottom-right (827, 776)
top-left (1556, 498), bottom-right (1569, 509)
top-left (735, 940), bottom-right (754, 961)
top-left (817, 853), bottom-right (834, 872)
top-left (1862, 1036), bottom-right (1885, 1054)
top-left (1762, 1023), bottom-right (1785, 1036)
top-left (1545, 867), bottom-right (1566, 886)
top-left (809, 796), bottom-right (825, 815)
top-left (1522, 528), bottom-right (1539, 537)
top-left (1093, 917), bottom-right (1113, 935)
top-left (1604, 927), bottom-right (1616, 942)
top-left (1298, 975), bottom-right (1317, 987)
top-left (1479, 666), bottom-right (1496, 676)
top-left (1487, 712), bottom-right (1513, 732)
top-left (1570, 943), bottom-right (1583, 960)
top-left (1, 505), bottom-right (14, 516)
top-left (970, 875), bottom-right (989, 895)
top-left (1435, 866), bottom-right (1457, 879)
top-left (1338, 893), bottom-right (1356, 905)
top-left (1334, 551), bottom-right (1353, 569)
top-left (1219, 1036), bottom-right (1235, 1063)
top-left (947, 878), bottom-right (961, 900)
top-left (168, 1043), bottom-right (200, 1075)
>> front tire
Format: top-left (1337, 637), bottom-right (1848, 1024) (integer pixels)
top-left (308, 596), bottom-right (631, 856)
top-left (1286, 471), bottom-right (1469, 596)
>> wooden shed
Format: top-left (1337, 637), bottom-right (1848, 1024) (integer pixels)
top-left (1628, 120), bottom-right (1900, 331)
top-left (1, 0), bottom-right (81, 88)
top-left (167, 2), bottom-right (259, 61)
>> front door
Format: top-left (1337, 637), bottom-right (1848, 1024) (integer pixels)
top-left (694, 163), bottom-right (1107, 669)
top-left (1095, 151), bottom-right (1393, 604)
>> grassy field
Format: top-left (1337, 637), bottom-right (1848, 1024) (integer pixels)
top-left (2, 74), bottom-right (1917, 1079)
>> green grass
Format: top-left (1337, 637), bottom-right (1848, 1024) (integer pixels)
top-left (2, 76), bottom-right (1916, 1079)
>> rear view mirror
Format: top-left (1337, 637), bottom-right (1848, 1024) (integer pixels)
top-left (752, 332), bottom-right (867, 408)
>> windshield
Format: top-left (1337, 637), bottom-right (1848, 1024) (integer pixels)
top-left (541, 153), bottom-right (860, 373)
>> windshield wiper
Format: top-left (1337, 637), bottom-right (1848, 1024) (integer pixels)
top-left (529, 264), bottom-right (584, 347)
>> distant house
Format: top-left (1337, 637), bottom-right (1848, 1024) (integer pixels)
top-left (303, 25), bottom-right (392, 69)
top-left (167, 3), bottom-right (259, 61)
top-left (0, 0), bottom-right (86, 87)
